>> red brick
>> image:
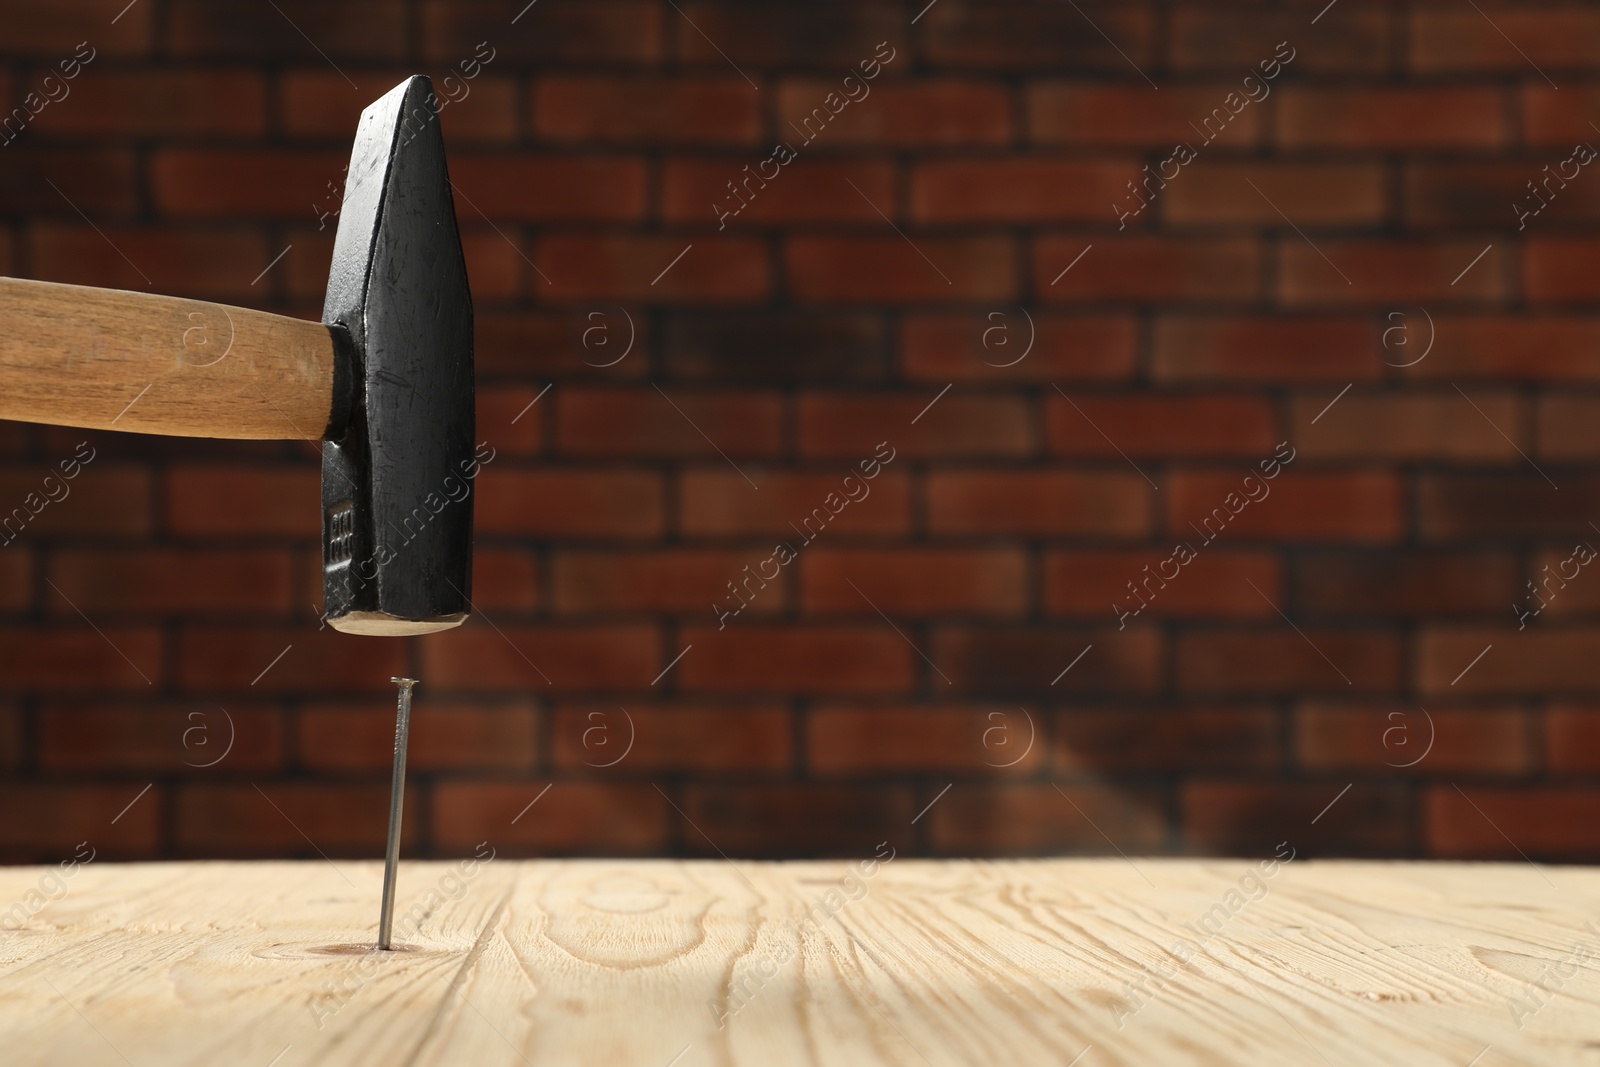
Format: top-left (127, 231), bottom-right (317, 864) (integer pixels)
top-left (475, 468), bottom-right (664, 539)
top-left (1164, 163), bottom-right (1387, 226)
top-left (1296, 702), bottom-right (1532, 775)
top-left (38, 702), bottom-right (284, 772)
top-left (298, 699), bottom-right (538, 773)
top-left (678, 625), bottom-right (914, 694)
top-left (666, 312), bottom-right (884, 384)
top-left (449, 155), bottom-right (648, 221)
top-left (1417, 628), bottom-right (1600, 696)
top-left (0, 1), bottom-right (150, 54)
top-left (802, 549), bottom-right (1029, 617)
top-left (1419, 473), bottom-right (1600, 541)
top-left (0, 785), bottom-right (158, 857)
top-left (461, 230), bottom-right (527, 299)
top-left (113, 412), bottom-right (281, 466)
top-left (179, 626), bottom-right (404, 693)
top-left (1055, 707), bottom-right (1280, 772)
top-left (1030, 84), bottom-right (1263, 146)
top-left (1406, 162), bottom-right (1600, 229)
top-left (47, 549), bottom-right (293, 615)
top-left (901, 313), bottom-right (1137, 384)
top-left (1406, 317), bottom-right (1600, 381)
top-left (922, 4), bottom-right (1154, 72)
top-left (151, 150), bottom-right (347, 218)
top-left (19, 0), bottom-right (1600, 868)
top-left (422, 624), bottom-right (659, 691)
top-left (478, 310), bottom-right (640, 379)
top-left (682, 784), bottom-right (914, 856)
top-left (289, 547), bottom-right (325, 616)
top-left (538, 236), bottom-right (768, 303)
top-left (1036, 237), bottom-right (1262, 303)
top-left (1547, 705), bottom-right (1600, 773)
top-left (808, 704), bottom-right (1044, 775)
top-left (1280, 241), bottom-right (1508, 307)
top-left (1170, 11), bottom-right (1386, 75)
top-left (1184, 781), bottom-right (1408, 854)
top-left (281, 72), bottom-right (516, 142)
top-left (934, 626), bottom-right (1163, 695)
top-left (0, 420), bottom-right (26, 460)
top-left (551, 702), bottom-right (790, 772)
top-left (553, 549), bottom-right (786, 615)
top-left (1153, 317), bottom-right (1380, 383)
top-left (798, 393), bottom-right (1032, 459)
top-left (1046, 394), bottom-right (1275, 457)
top-left (30, 225), bottom-right (268, 300)
top-left (776, 80), bottom-right (1011, 146)
top-left (168, 0), bottom-right (404, 59)
top-left (465, 548), bottom-right (540, 612)
top-left (787, 236), bottom-right (1016, 303)
top-left (1507, 544), bottom-right (1598, 619)
top-left (532, 76), bottom-right (761, 144)
top-left (166, 466), bottom-right (317, 537)
top-left (477, 385), bottom-right (544, 457)
top-left (0, 548), bottom-right (31, 613)
top-left (929, 784), bottom-right (1166, 856)
top-left (662, 158), bottom-right (895, 227)
top-left (35, 71), bottom-right (265, 136)
top-left (1525, 239), bottom-right (1600, 302)
top-left (680, 470), bottom-right (910, 537)
top-left (1045, 550), bottom-right (1280, 620)
top-left (279, 230), bottom-right (335, 300)
top-left (1411, 9), bottom-right (1600, 73)
top-left (177, 783), bottom-right (411, 855)
top-left (0, 628), bottom-right (162, 690)
top-left (1295, 552), bottom-right (1519, 618)
top-left (1168, 470), bottom-right (1403, 543)
top-left (928, 471), bottom-right (1151, 537)
top-left (420, 0), bottom-right (662, 64)
top-left (677, 5), bottom-right (901, 67)
top-left (1178, 631), bottom-right (1401, 693)
top-left (432, 782), bottom-right (668, 853)
top-left (911, 160), bottom-right (1136, 223)
top-left (1292, 392), bottom-right (1522, 461)
top-left (0, 150), bottom-right (138, 216)
top-left (1425, 787), bottom-right (1600, 861)
top-left (1524, 85), bottom-right (1600, 146)
top-left (1540, 395), bottom-right (1600, 459)
top-left (0, 463), bottom-right (151, 538)
top-left (1278, 87), bottom-right (1507, 149)
top-left (1531, 550), bottom-right (1593, 619)
top-left (0, 703), bottom-right (20, 771)
top-left (556, 387), bottom-right (783, 458)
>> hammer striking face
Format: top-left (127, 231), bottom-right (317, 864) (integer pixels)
top-left (0, 76), bottom-right (475, 637)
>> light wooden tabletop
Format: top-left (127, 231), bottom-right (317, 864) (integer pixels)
top-left (0, 856), bottom-right (1596, 1065)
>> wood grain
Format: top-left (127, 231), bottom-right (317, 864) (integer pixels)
top-left (1, 858), bottom-right (1597, 1065)
top-left (0, 278), bottom-right (335, 440)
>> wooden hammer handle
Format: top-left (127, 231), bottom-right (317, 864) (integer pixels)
top-left (0, 277), bottom-right (338, 440)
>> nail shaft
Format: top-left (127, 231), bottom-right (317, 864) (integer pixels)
top-left (378, 677), bottom-right (417, 950)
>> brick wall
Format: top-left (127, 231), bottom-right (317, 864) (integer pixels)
top-left (2, 0), bottom-right (1598, 863)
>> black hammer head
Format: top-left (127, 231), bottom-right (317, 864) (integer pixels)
top-left (320, 77), bottom-right (475, 636)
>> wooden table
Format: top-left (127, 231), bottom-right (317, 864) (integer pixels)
top-left (1, 857), bottom-right (1596, 1065)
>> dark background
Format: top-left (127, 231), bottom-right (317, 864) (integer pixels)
top-left (1, 0), bottom-right (1597, 863)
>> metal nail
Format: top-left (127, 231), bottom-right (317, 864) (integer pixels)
top-left (378, 676), bottom-right (417, 950)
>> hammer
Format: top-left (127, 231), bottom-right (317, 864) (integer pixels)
top-left (0, 76), bottom-right (475, 637)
